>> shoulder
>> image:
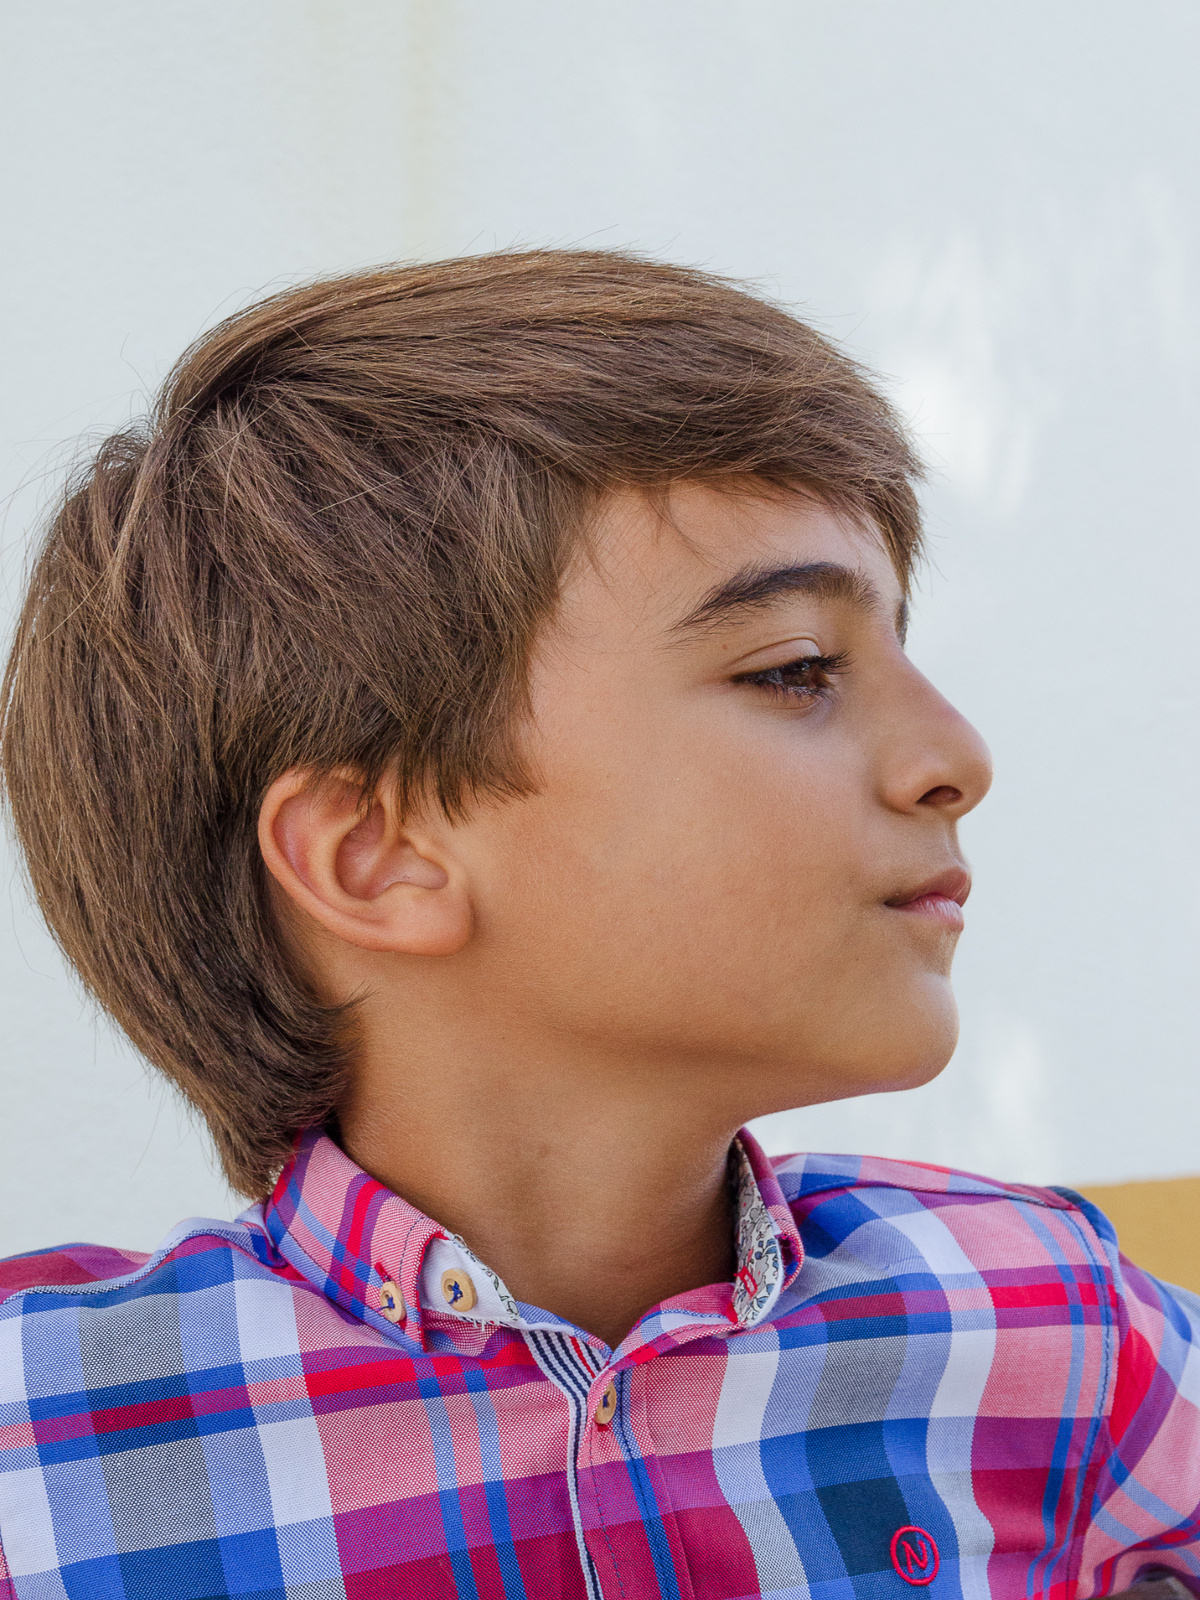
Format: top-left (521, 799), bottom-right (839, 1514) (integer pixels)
top-left (0, 1212), bottom-right (322, 1471)
top-left (0, 1240), bottom-right (151, 1298)
top-left (0, 1212), bottom-right (280, 1311)
top-left (0, 1212), bottom-right (302, 1394)
top-left (766, 1154), bottom-right (1200, 1563)
top-left (771, 1147), bottom-right (1113, 1281)
top-left (0, 1214), bottom-right (335, 1590)
top-left (772, 1146), bottom-right (1200, 1351)
top-left (772, 1146), bottom-right (1083, 1210)
top-left (771, 1146), bottom-right (1094, 1220)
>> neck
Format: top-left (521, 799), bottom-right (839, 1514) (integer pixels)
top-left (336, 1017), bottom-right (739, 1350)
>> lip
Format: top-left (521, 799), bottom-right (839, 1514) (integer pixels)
top-left (884, 867), bottom-right (971, 931)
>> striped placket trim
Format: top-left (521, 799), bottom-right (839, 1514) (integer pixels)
top-left (524, 1328), bottom-right (609, 1600)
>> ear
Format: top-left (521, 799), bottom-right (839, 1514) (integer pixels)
top-left (258, 769), bottom-right (473, 956)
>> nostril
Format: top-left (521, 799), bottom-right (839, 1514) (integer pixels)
top-left (918, 785), bottom-right (962, 807)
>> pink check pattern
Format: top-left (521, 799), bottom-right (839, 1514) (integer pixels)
top-left (1, 1127), bottom-right (1198, 1599)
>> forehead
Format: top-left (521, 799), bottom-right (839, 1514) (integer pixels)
top-left (559, 483), bottom-right (901, 638)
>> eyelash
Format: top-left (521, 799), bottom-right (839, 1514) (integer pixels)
top-left (733, 651), bottom-right (850, 702)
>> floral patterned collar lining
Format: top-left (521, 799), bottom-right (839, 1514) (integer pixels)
top-left (266, 1124), bottom-right (803, 1352)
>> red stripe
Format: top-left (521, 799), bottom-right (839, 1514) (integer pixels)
top-left (989, 1281), bottom-right (1100, 1309)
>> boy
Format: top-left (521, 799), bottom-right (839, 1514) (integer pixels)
top-left (0, 250), bottom-right (1196, 1600)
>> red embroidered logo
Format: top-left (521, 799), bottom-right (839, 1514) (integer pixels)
top-left (890, 1526), bottom-right (939, 1586)
top-left (735, 1265), bottom-right (759, 1298)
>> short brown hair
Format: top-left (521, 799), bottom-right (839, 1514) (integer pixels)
top-left (1, 249), bottom-right (923, 1197)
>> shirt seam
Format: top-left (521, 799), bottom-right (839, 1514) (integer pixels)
top-left (522, 1329), bottom-right (605, 1600)
top-left (0, 1223), bottom-right (262, 1311)
top-left (273, 1215), bottom-right (391, 1328)
top-left (390, 1207), bottom-right (429, 1335)
top-left (585, 1384), bottom-right (630, 1600)
top-left (781, 1175), bottom-right (1080, 1211)
top-left (621, 1366), bottom-right (697, 1600)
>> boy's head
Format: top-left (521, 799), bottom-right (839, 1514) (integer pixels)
top-left (0, 250), bottom-right (989, 1197)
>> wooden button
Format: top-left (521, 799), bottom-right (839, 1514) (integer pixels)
top-left (440, 1268), bottom-right (477, 1312)
top-left (378, 1280), bottom-right (405, 1323)
top-left (594, 1382), bottom-right (617, 1427)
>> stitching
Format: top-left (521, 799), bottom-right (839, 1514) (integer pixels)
top-left (585, 1379), bottom-right (629, 1600)
top-left (614, 1396), bottom-right (657, 1569)
top-left (525, 1331), bottom-right (605, 1600)
top-left (570, 1377), bottom-right (605, 1600)
top-left (398, 1210), bottom-right (426, 1265)
top-left (778, 1167), bottom-right (1080, 1211)
top-left (613, 1375), bottom-right (686, 1600)
top-left (0, 1224), bottom-right (256, 1308)
top-left (395, 1209), bottom-right (428, 1334)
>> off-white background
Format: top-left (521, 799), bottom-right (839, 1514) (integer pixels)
top-left (2, 2), bottom-right (1198, 1256)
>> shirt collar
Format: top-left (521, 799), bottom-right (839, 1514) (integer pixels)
top-left (259, 1125), bottom-right (803, 1353)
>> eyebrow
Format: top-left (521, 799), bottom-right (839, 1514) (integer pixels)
top-left (670, 560), bottom-right (896, 638)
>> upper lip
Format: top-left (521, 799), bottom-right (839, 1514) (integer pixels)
top-left (884, 867), bottom-right (972, 908)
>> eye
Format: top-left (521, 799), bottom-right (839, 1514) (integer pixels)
top-left (733, 650), bottom-right (849, 702)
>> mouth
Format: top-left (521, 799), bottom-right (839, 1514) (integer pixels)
top-left (884, 867), bottom-right (971, 932)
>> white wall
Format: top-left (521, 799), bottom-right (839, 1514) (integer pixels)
top-left (2, 1), bottom-right (1198, 1257)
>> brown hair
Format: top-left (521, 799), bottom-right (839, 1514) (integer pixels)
top-left (0, 249), bottom-right (923, 1197)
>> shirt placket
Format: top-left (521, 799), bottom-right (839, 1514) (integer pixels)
top-left (522, 1327), bottom-right (610, 1599)
top-left (528, 1324), bottom-right (729, 1600)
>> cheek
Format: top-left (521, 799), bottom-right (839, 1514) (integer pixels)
top-left (659, 766), bottom-right (861, 937)
top-left (488, 733), bottom-right (871, 1003)
top-left (470, 708), bottom-right (959, 1089)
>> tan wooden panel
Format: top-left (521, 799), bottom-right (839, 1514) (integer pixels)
top-left (1078, 1176), bottom-right (1200, 1295)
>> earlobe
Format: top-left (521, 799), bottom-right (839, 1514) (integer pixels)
top-left (257, 769), bottom-right (473, 956)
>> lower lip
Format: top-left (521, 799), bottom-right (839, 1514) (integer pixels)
top-left (889, 894), bottom-right (965, 931)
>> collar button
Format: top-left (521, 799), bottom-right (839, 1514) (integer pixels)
top-left (378, 1280), bottom-right (405, 1323)
top-left (594, 1382), bottom-right (617, 1427)
top-left (440, 1268), bottom-right (477, 1312)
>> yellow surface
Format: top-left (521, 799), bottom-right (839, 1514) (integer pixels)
top-left (1078, 1175), bottom-right (1200, 1295)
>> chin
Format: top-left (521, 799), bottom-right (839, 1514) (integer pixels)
top-left (824, 986), bottom-right (961, 1102)
top-left (749, 1013), bottom-right (958, 1124)
top-left (871, 998), bottom-right (960, 1094)
top-left (885, 1044), bottom-right (955, 1094)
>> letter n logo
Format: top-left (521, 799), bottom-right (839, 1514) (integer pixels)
top-left (890, 1526), bottom-right (940, 1586)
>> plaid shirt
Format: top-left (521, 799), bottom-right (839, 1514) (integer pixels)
top-left (1, 1127), bottom-right (1198, 1600)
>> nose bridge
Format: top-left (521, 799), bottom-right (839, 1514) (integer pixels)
top-left (879, 651), bottom-right (992, 813)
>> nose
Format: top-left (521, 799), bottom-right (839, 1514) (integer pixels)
top-left (879, 661), bottom-right (993, 820)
